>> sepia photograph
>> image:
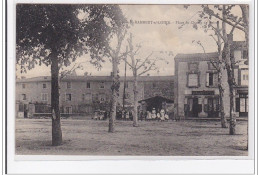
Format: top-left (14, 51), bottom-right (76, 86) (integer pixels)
top-left (15, 4), bottom-right (250, 157)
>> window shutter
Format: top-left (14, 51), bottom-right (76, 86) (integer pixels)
top-left (206, 73), bottom-right (209, 87)
top-left (214, 73), bottom-right (218, 86)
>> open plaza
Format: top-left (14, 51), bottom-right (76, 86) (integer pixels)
top-left (15, 118), bottom-right (248, 156)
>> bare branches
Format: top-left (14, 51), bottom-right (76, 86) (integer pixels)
top-left (203, 5), bottom-right (246, 32)
top-left (136, 52), bottom-right (154, 70)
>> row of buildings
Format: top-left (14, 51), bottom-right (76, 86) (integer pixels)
top-left (16, 36), bottom-right (249, 119)
top-left (16, 75), bottom-right (174, 118)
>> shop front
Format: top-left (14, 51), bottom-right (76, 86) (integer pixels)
top-left (235, 90), bottom-right (248, 117)
top-left (184, 90), bottom-right (219, 118)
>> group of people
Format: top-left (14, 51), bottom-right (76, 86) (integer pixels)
top-left (146, 108), bottom-right (169, 121)
top-left (93, 107), bottom-right (171, 122)
top-left (116, 110), bottom-right (133, 120)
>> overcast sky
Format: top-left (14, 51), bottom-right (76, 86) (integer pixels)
top-left (17, 4), bottom-right (245, 78)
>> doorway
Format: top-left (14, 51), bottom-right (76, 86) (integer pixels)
top-left (208, 98), bottom-right (219, 118)
top-left (191, 98), bottom-right (199, 117)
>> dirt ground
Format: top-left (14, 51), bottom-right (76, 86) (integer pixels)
top-left (15, 118), bottom-right (248, 156)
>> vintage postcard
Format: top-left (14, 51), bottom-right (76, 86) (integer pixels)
top-left (14, 3), bottom-right (250, 158)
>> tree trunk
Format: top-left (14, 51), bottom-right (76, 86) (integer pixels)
top-left (216, 33), bottom-right (228, 128)
top-left (133, 74), bottom-right (138, 127)
top-left (218, 69), bottom-right (228, 128)
top-left (222, 5), bottom-right (236, 135)
top-left (108, 58), bottom-right (119, 133)
top-left (51, 54), bottom-right (62, 146)
top-left (224, 42), bottom-right (236, 135)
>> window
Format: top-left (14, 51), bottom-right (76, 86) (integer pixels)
top-left (206, 72), bottom-right (218, 87)
top-left (187, 73), bottom-right (199, 87)
top-left (22, 84), bottom-right (25, 89)
top-left (21, 94), bottom-right (26, 100)
top-left (41, 93), bottom-right (48, 101)
top-left (243, 50), bottom-right (248, 59)
top-left (66, 94), bottom-right (72, 101)
top-left (43, 83), bottom-right (46, 89)
top-left (82, 94), bottom-right (85, 101)
top-left (86, 82), bottom-right (91, 89)
top-left (67, 82), bottom-right (71, 89)
top-left (99, 82), bottom-right (105, 89)
top-left (234, 50), bottom-right (242, 60)
top-left (236, 94), bottom-right (248, 113)
top-left (65, 107), bottom-right (72, 114)
top-left (188, 62), bottom-right (199, 71)
top-left (241, 70), bottom-right (249, 86)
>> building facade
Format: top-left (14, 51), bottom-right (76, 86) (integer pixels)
top-left (174, 40), bottom-right (248, 119)
top-left (16, 75), bottom-right (174, 118)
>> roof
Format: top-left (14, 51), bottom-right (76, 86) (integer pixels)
top-left (16, 75), bottom-right (174, 83)
top-left (174, 52), bottom-right (218, 62)
top-left (138, 95), bottom-right (174, 103)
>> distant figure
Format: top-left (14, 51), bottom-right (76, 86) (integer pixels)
top-left (146, 111), bottom-right (152, 121)
top-left (151, 108), bottom-right (157, 120)
top-left (121, 110), bottom-right (125, 121)
top-left (24, 109), bottom-right (28, 118)
top-left (125, 111), bottom-right (130, 120)
top-left (157, 112), bottom-right (161, 121)
top-left (160, 109), bottom-right (166, 121)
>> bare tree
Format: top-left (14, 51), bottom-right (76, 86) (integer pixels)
top-left (126, 33), bottom-right (168, 127)
top-left (182, 4), bottom-right (248, 134)
top-left (192, 22), bottom-right (228, 128)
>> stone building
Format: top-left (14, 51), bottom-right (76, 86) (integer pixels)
top-left (174, 40), bottom-right (248, 119)
top-left (16, 75), bottom-right (174, 118)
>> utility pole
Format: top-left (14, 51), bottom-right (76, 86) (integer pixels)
top-left (122, 51), bottom-right (127, 111)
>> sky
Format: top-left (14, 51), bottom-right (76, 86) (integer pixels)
top-left (16, 4), bottom-right (245, 78)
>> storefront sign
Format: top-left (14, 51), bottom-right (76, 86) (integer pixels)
top-left (192, 91), bottom-right (214, 95)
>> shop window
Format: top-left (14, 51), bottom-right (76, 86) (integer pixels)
top-left (236, 95), bottom-right (248, 113)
